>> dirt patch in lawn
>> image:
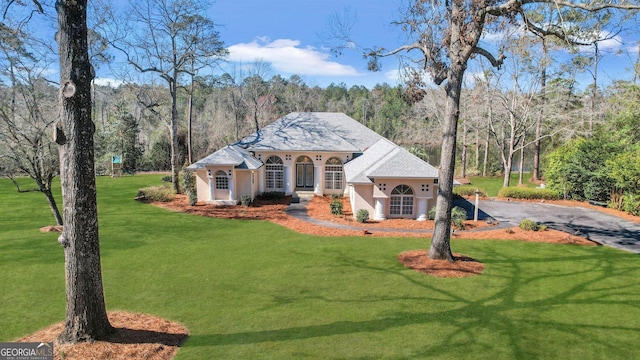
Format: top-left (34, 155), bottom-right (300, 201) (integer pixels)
top-left (17, 311), bottom-right (188, 360)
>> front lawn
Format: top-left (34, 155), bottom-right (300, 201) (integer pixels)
top-left (467, 173), bottom-right (537, 197)
top-left (1, 175), bottom-right (639, 359)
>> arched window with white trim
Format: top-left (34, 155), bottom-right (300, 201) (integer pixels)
top-left (390, 185), bottom-right (414, 215)
top-left (265, 156), bottom-right (284, 191)
top-left (324, 157), bottom-right (343, 190)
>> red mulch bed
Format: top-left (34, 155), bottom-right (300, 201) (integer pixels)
top-left (17, 312), bottom-right (188, 360)
top-left (398, 251), bottom-right (485, 278)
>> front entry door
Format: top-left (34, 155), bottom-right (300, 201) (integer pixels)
top-left (295, 156), bottom-right (314, 190)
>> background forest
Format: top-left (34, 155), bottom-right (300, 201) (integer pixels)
top-left (1, 0), bottom-right (640, 217)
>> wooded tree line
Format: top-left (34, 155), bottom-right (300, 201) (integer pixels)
top-left (3, 55), bottom-right (638, 188)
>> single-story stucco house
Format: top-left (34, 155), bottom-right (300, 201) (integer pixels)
top-left (188, 112), bottom-right (442, 221)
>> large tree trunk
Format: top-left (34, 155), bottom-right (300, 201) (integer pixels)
top-left (55, 0), bottom-right (113, 343)
top-left (429, 64), bottom-right (464, 261)
top-left (170, 79), bottom-right (180, 194)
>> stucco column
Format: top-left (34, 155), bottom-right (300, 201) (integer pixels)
top-left (258, 168), bottom-right (265, 193)
top-left (228, 173), bottom-right (235, 202)
top-left (314, 166), bottom-right (323, 195)
top-left (374, 197), bottom-right (386, 221)
top-left (416, 197), bottom-right (429, 221)
top-left (207, 170), bottom-right (214, 202)
top-left (284, 165), bottom-right (292, 194)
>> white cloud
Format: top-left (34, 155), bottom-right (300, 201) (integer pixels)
top-left (94, 77), bottom-right (124, 88)
top-left (227, 38), bottom-right (361, 77)
top-left (384, 69), bottom-right (401, 84)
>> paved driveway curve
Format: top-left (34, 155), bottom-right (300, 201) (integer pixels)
top-left (472, 200), bottom-right (640, 254)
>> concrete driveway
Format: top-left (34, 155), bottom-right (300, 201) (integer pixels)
top-left (460, 199), bottom-right (640, 254)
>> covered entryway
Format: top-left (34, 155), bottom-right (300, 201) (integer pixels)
top-left (295, 156), bottom-right (314, 190)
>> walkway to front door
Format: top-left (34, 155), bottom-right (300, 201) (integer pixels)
top-left (296, 156), bottom-right (314, 190)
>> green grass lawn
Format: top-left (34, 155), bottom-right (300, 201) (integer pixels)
top-left (1, 175), bottom-right (640, 359)
top-left (467, 173), bottom-right (537, 197)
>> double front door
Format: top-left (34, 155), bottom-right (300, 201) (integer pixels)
top-left (296, 156), bottom-right (314, 190)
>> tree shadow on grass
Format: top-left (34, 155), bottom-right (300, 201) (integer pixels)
top-left (187, 246), bottom-right (640, 359)
top-left (107, 327), bottom-right (188, 346)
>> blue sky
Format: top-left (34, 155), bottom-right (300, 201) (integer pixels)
top-left (94, 0), bottom-right (640, 90)
top-left (208, 0), bottom-right (402, 88)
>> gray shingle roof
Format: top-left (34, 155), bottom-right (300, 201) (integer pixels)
top-left (187, 145), bottom-right (263, 170)
top-left (344, 139), bottom-right (439, 184)
top-left (237, 112), bottom-right (382, 152)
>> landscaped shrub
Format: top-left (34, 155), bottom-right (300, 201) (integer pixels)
top-left (498, 187), bottom-right (559, 200)
top-left (622, 194), bottom-right (640, 216)
top-left (181, 164), bottom-right (197, 206)
top-left (257, 191), bottom-right (285, 200)
top-left (240, 195), bottom-right (252, 207)
top-left (427, 206), bottom-right (467, 229)
top-left (161, 175), bottom-right (172, 183)
top-left (519, 219), bottom-right (540, 231)
top-left (136, 185), bottom-right (175, 202)
top-left (331, 193), bottom-right (342, 200)
top-left (451, 206), bottom-right (467, 230)
top-left (454, 186), bottom-right (487, 198)
top-left (330, 199), bottom-right (343, 215)
top-left (428, 207), bottom-right (436, 220)
top-left (356, 209), bottom-right (369, 223)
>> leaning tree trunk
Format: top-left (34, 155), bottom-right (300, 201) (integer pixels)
top-left (55, 0), bottom-right (113, 343)
top-left (429, 62), bottom-right (465, 261)
top-left (43, 188), bottom-right (63, 226)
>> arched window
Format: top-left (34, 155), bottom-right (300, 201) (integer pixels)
top-left (390, 185), bottom-right (414, 215)
top-left (324, 157), bottom-right (343, 190)
top-left (215, 170), bottom-right (228, 190)
top-left (265, 156), bottom-right (284, 190)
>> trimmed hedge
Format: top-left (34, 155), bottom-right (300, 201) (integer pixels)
top-left (454, 185), bottom-right (487, 197)
top-left (498, 187), bottom-right (559, 200)
top-left (136, 185), bottom-right (175, 202)
top-left (257, 191), bottom-right (285, 200)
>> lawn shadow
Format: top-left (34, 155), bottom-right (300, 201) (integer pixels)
top-left (187, 246), bottom-right (640, 359)
top-left (108, 327), bottom-right (189, 346)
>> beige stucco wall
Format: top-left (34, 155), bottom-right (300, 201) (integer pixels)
top-left (348, 184), bottom-right (375, 218)
top-left (193, 166), bottom-right (235, 203)
top-left (369, 178), bottom-right (438, 220)
top-left (195, 169), bottom-right (208, 202)
top-left (254, 150), bottom-right (352, 195)
top-left (235, 170), bottom-right (259, 202)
